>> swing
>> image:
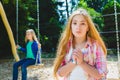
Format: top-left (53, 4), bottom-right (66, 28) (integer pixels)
top-left (27, 48), bottom-right (44, 69)
top-left (16, 0), bottom-right (44, 69)
top-left (0, 1), bottom-right (44, 69)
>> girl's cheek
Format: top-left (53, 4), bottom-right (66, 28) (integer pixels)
top-left (73, 29), bottom-right (76, 35)
top-left (71, 26), bottom-right (74, 33)
top-left (27, 35), bottom-right (31, 39)
top-left (30, 35), bottom-right (33, 39)
top-left (27, 37), bottom-right (29, 40)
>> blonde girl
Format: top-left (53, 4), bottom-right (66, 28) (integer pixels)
top-left (13, 29), bottom-right (41, 80)
top-left (54, 8), bottom-right (107, 80)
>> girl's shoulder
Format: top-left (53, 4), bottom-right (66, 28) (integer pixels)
top-left (33, 41), bottom-right (37, 43)
top-left (32, 41), bottom-right (38, 45)
top-left (87, 37), bottom-right (101, 48)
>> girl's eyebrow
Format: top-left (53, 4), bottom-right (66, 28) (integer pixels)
top-left (80, 20), bottom-right (86, 22)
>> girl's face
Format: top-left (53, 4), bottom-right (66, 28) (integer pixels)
top-left (26, 32), bottom-right (33, 41)
top-left (71, 14), bottom-right (89, 38)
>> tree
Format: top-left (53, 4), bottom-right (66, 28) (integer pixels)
top-left (39, 0), bottom-right (62, 52)
top-left (0, 0), bottom-right (62, 59)
top-left (77, 1), bottom-right (104, 31)
top-left (85, 0), bottom-right (108, 12)
top-left (84, 0), bottom-right (120, 12)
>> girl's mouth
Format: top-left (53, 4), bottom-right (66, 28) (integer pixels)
top-left (76, 31), bottom-right (81, 34)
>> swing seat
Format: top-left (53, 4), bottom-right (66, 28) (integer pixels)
top-left (27, 48), bottom-right (44, 69)
top-left (27, 63), bottom-right (44, 69)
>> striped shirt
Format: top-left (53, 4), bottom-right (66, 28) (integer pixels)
top-left (58, 37), bottom-right (107, 80)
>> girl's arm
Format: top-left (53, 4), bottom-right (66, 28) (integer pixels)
top-left (58, 62), bottom-right (76, 77)
top-left (38, 43), bottom-right (41, 49)
top-left (17, 45), bottom-right (26, 53)
top-left (80, 62), bottom-right (103, 79)
top-left (73, 46), bottom-right (107, 79)
top-left (32, 42), bottom-right (38, 52)
top-left (19, 47), bottom-right (26, 53)
top-left (31, 42), bottom-right (38, 57)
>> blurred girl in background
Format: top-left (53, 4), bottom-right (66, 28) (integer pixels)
top-left (13, 29), bottom-right (41, 80)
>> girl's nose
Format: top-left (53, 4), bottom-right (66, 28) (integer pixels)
top-left (76, 24), bottom-right (81, 29)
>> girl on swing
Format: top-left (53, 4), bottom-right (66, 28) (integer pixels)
top-left (13, 29), bottom-right (41, 80)
top-left (54, 8), bottom-right (107, 80)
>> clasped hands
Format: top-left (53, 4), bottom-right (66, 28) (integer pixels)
top-left (71, 48), bottom-right (85, 65)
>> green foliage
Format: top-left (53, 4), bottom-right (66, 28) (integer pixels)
top-left (85, 0), bottom-right (108, 12)
top-left (103, 1), bottom-right (120, 14)
top-left (39, 0), bottom-right (62, 52)
top-left (77, 1), bottom-right (104, 31)
top-left (0, 0), bottom-right (62, 59)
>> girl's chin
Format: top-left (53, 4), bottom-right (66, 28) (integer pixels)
top-left (74, 35), bottom-right (83, 38)
top-left (73, 33), bottom-right (84, 38)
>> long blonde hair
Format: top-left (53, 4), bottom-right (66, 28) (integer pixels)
top-left (53, 8), bottom-right (107, 79)
top-left (25, 29), bottom-right (39, 43)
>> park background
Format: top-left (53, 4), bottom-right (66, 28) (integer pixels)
top-left (0, 0), bottom-right (120, 80)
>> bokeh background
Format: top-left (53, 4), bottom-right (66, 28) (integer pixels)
top-left (0, 0), bottom-right (120, 80)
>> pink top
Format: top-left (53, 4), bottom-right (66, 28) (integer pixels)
top-left (58, 37), bottom-right (108, 80)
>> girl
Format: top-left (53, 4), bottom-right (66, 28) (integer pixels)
top-left (13, 29), bottom-right (41, 80)
top-left (54, 8), bottom-right (107, 80)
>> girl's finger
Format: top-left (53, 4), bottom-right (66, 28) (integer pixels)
top-left (73, 51), bottom-right (82, 56)
top-left (77, 49), bottom-right (82, 54)
top-left (73, 50), bottom-right (80, 54)
top-left (73, 54), bottom-right (80, 60)
top-left (73, 52), bottom-right (83, 60)
top-left (72, 54), bottom-right (78, 61)
top-left (74, 49), bottom-right (82, 54)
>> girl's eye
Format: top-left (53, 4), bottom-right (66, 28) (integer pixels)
top-left (73, 22), bottom-right (77, 25)
top-left (81, 23), bottom-right (85, 25)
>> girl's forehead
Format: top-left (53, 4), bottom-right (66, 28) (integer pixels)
top-left (72, 14), bottom-right (86, 22)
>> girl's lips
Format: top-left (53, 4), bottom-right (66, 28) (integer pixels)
top-left (76, 31), bottom-right (81, 33)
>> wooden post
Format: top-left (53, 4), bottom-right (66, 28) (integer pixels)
top-left (0, 2), bottom-right (20, 61)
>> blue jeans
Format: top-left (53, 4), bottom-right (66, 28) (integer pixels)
top-left (13, 58), bottom-right (35, 80)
